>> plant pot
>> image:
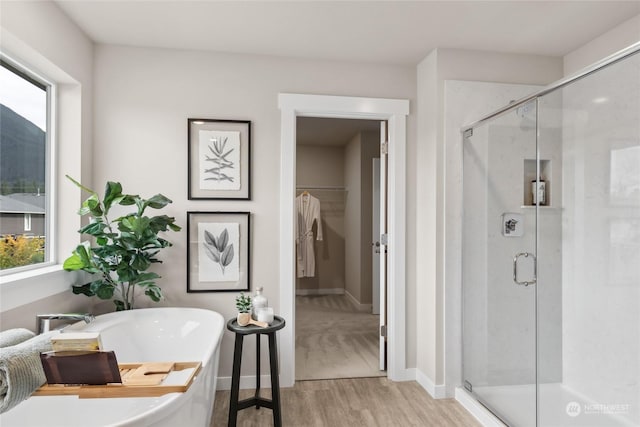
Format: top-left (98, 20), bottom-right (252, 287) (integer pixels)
top-left (237, 312), bottom-right (251, 326)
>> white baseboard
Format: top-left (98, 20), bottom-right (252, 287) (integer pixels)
top-left (415, 369), bottom-right (447, 399)
top-left (216, 375), bottom-right (272, 391)
top-left (295, 288), bottom-right (345, 296)
top-left (392, 367), bottom-right (415, 382)
top-left (344, 290), bottom-right (373, 312)
top-left (455, 387), bottom-right (506, 427)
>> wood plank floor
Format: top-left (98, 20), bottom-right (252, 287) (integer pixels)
top-left (211, 377), bottom-right (481, 426)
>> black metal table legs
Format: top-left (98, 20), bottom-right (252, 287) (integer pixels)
top-left (228, 331), bottom-right (282, 427)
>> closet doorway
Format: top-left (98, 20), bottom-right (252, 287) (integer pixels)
top-left (279, 93), bottom-right (409, 388)
top-left (294, 117), bottom-right (386, 381)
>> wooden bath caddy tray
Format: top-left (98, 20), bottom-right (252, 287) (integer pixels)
top-left (33, 361), bottom-right (201, 398)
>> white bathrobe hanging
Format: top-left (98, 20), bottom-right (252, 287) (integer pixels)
top-left (296, 193), bottom-right (323, 278)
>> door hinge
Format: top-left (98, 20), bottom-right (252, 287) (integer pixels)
top-left (380, 325), bottom-right (387, 337)
top-left (464, 380), bottom-right (473, 392)
top-left (463, 128), bottom-right (473, 139)
top-left (381, 141), bottom-right (388, 155)
top-left (380, 233), bottom-right (388, 245)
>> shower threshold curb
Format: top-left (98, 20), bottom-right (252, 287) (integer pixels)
top-left (455, 387), bottom-right (507, 427)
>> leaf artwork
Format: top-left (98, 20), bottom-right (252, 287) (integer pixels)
top-left (203, 228), bottom-right (235, 275)
top-left (204, 136), bottom-right (235, 183)
top-left (198, 130), bottom-right (241, 191)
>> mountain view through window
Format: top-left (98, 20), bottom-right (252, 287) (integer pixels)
top-left (0, 61), bottom-right (48, 271)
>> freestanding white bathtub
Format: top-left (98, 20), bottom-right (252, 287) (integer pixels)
top-left (0, 307), bottom-right (224, 427)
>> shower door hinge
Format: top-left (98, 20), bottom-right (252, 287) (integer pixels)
top-left (380, 233), bottom-right (388, 245)
top-left (464, 380), bottom-right (473, 392)
top-left (463, 128), bottom-right (473, 138)
top-left (381, 141), bottom-right (388, 155)
top-left (380, 325), bottom-right (387, 337)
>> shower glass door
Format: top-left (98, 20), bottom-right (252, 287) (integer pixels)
top-left (536, 49), bottom-right (640, 427)
top-left (462, 100), bottom-right (538, 427)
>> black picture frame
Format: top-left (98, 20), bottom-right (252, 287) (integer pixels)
top-left (188, 119), bottom-right (251, 200)
top-left (186, 211), bottom-right (250, 293)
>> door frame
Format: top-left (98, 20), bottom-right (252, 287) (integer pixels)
top-left (278, 93), bottom-right (410, 387)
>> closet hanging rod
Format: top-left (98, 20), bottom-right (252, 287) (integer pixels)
top-left (296, 185), bottom-right (346, 191)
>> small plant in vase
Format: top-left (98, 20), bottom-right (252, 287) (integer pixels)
top-left (235, 293), bottom-right (252, 326)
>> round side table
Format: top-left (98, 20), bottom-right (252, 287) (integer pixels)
top-left (226, 315), bottom-right (285, 427)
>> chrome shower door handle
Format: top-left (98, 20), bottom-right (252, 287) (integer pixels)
top-left (513, 252), bottom-right (537, 286)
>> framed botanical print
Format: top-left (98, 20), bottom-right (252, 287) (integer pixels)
top-left (188, 119), bottom-right (251, 200)
top-left (186, 211), bottom-right (250, 293)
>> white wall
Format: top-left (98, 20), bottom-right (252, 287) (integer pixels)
top-left (0, 1), bottom-right (95, 326)
top-left (92, 44), bottom-right (416, 384)
top-left (564, 13), bottom-right (640, 76)
top-left (343, 130), bottom-right (379, 307)
top-left (344, 133), bottom-right (362, 303)
top-left (296, 145), bottom-right (345, 294)
top-left (416, 48), bottom-right (563, 393)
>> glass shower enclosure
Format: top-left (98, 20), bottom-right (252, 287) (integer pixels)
top-left (462, 43), bottom-right (640, 427)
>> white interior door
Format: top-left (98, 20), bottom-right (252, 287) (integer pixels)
top-left (378, 121), bottom-right (388, 371)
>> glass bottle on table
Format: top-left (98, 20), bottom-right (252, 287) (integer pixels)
top-left (252, 287), bottom-right (268, 320)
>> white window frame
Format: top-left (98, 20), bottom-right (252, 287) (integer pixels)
top-left (0, 55), bottom-right (56, 276)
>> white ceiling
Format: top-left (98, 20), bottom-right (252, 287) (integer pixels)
top-left (54, 1), bottom-right (640, 66)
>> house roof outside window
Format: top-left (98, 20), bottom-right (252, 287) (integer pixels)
top-left (0, 193), bottom-right (45, 215)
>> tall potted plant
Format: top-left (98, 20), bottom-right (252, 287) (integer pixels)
top-left (63, 176), bottom-right (181, 310)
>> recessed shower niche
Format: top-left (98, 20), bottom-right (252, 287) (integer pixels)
top-left (523, 159), bottom-right (551, 206)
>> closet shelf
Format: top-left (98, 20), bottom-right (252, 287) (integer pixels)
top-left (296, 185), bottom-right (346, 191)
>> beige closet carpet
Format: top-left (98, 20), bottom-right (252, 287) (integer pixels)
top-left (295, 294), bottom-right (385, 381)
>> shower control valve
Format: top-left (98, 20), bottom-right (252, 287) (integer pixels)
top-left (502, 213), bottom-right (524, 237)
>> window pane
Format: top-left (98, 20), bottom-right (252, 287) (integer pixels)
top-left (0, 62), bottom-right (48, 271)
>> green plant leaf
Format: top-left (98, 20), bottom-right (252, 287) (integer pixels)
top-left (119, 216), bottom-right (134, 232)
top-left (97, 236), bottom-right (108, 246)
top-left (119, 195), bottom-right (137, 206)
top-left (77, 243), bottom-right (92, 265)
top-left (145, 194), bottom-right (172, 210)
top-left (84, 194), bottom-right (103, 217)
top-left (103, 181), bottom-right (123, 212)
top-left (131, 254), bottom-right (151, 271)
top-left (79, 221), bottom-right (107, 236)
top-left (114, 300), bottom-right (126, 311)
top-left (149, 215), bottom-right (179, 233)
top-left (72, 283), bottom-right (95, 296)
top-left (134, 272), bottom-right (160, 283)
top-left (63, 252), bottom-right (85, 271)
top-left (116, 267), bottom-right (135, 283)
top-left (66, 175), bottom-right (95, 194)
top-left (95, 284), bottom-right (115, 300)
top-left (144, 285), bottom-right (163, 302)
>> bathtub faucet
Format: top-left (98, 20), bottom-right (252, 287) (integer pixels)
top-left (36, 313), bottom-right (95, 334)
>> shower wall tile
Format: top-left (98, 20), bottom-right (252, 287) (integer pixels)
top-left (558, 51), bottom-right (640, 424)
